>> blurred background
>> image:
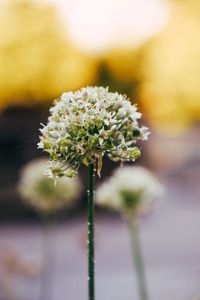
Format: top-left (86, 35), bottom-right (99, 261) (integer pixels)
top-left (0, 0), bottom-right (200, 299)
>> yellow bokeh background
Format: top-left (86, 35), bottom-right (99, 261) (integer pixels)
top-left (0, 0), bottom-right (98, 109)
top-left (0, 0), bottom-right (200, 134)
top-left (139, 0), bottom-right (200, 134)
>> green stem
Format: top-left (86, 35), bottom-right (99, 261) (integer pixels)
top-left (87, 164), bottom-right (95, 300)
top-left (40, 215), bottom-right (55, 300)
top-left (128, 217), bottom-right (149, 300)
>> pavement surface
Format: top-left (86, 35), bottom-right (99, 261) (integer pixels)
top-left (0, 181), bottom-right (199, 300)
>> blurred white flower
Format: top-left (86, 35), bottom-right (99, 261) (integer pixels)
top-left (18, 158), bottom-right (81, 215)
top-left (96, 166), bottom-right (164, 218)
top-left (38, 86), bottom-right (149, 180)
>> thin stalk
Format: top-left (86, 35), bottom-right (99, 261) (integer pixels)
top-left (128, 217), bottom-right (149, 300)
top-left (40, 215), bottom-right (55, 300)
top-left (87, 163), bottom-right (95, 300)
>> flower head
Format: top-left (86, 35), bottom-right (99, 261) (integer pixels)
top-left (38, 86), bottom-right (149, 179)
top-left (96, 166), bottom-right (164, 218)
top-left (18, 158), bottom-right (81, 215)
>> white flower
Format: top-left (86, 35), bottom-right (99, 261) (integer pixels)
top-left (38, 86), bottom-right (150, 179)
top-left (18, 158), bottom-right (81, 215)
top-left (96, 166), bottom-right (164, 218)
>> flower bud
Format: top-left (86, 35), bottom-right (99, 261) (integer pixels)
top-left (129, 147), bottom-right (141, 160)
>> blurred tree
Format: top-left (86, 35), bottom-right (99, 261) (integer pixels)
top-left (139, 0), bottom-right (200, 134)
top-left (102, 47), bottom-right (143, 84)
top-left (97, 47), bottom-right (145, 99)
top-left (0, 0), bottom-right (98, 109)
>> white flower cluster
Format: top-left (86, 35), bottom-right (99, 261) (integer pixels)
top-left (38, 86), bottom-right (149, 179)
top-left (18, 158), bottom-right (81, 215)
top-left (96, 166), bottom-right (164, 218)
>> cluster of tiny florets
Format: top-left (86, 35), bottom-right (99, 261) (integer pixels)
top-left (18, 158), bottom-right (81, 215)
top-left (38, 87), bottom-right (149, 179)
top-left (96, 166), bottom-right (164, 218)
